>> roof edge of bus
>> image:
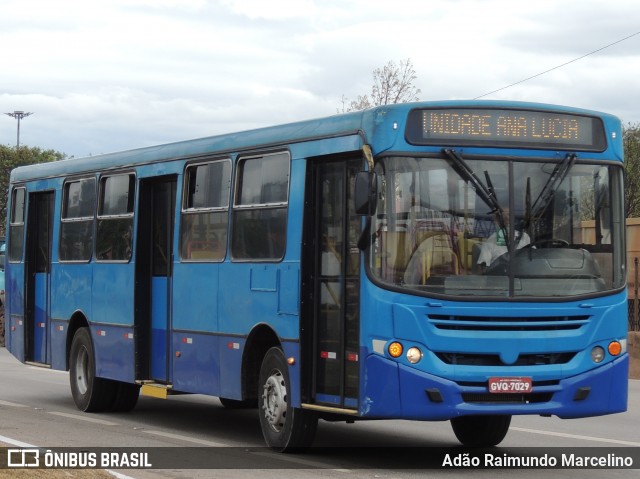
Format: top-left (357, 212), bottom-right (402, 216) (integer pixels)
top-left (9, 100), bottom-right (620, 183)
top-left (9, 108), bottom-right (369, 182)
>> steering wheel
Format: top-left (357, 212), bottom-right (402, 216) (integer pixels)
top-left (484, 238), bottom-right (570, 276)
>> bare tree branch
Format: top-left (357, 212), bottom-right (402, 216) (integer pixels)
top-left (339, 58), bottom-right (421, 112)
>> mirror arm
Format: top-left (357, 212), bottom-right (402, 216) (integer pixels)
top-left (363, 144), bottom-right (374, 171)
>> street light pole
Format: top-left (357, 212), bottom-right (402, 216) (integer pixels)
top-left (4, 111), bottom-right (33, 148)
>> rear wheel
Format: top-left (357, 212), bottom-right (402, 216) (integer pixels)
top-left (450, 415), bottom-right (511, 446)
top-left (258, 347), bottom-right (317, 451)
top-left (111, 381), bottom-right (140, 412)
top-left (69, 328), bottom-right (117, 412)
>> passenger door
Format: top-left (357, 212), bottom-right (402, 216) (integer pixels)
top-left (302, 158), bottom-right (362, 410)
top-left (135, 176), bottom-right (177, 382)
top-left (25, 191), bottom-right (54, 364)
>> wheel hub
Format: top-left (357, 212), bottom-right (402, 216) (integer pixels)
top-left (75, 346), bottom-right (89, 395)
top-left (261, 369), bottom-right (287, 432)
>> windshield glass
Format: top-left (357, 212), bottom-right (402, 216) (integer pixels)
top-left (369, 155), bottom-right (625, 298)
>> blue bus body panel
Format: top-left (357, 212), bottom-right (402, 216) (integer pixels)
top-left (50, 319), bottom-right (68, 370)
top-left (92, 264), bottom-right (134, 326)
top-left (218, 262), bottom-right (300, 341)
top-left (91, 324), bottom-right (136, 383)
top-left (51, 264), bottom-right (92, 325)
top-left (218, 335), bottom-right (243, 399)
top-left (172, 263), bottom-right (219, 332)
top-left (7, 316), bottom-right (25, 363)
top-left (6, 260), bottom-right (26, 362)
top-left (172, 332), bottom-right (221, 395)
top-left (88, 263), bottom-right (136, 382)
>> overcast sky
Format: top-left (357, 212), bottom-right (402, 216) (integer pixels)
top-left (1, 0), bottom-right (639, 158)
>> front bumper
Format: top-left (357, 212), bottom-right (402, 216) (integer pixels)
top-left (361, 353), bottom-right (629, 420)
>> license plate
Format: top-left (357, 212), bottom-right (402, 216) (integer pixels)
top-left (488, 377), bottom-right (533, 393)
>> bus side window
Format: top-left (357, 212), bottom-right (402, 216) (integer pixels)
top-left (60, 178), bottom-right (96, 262)
top-left (96, 174), bottom-right (135, 262)
top-left (180, 159), bottom-right (231, 261)
top-left (231, 152), bottom-right (289, 261)
top-left (8, 186), bottom-right (26, 262)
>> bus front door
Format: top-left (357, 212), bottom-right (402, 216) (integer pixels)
top-left (136, 176), bottom-right (177, 383)
top-left (25, 191), bottom-right (54, 365)
top-left (303, 158), bottom-right (361, 410)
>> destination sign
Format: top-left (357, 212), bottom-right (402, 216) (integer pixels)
top-left (406, 108), bottom-right (607, 151)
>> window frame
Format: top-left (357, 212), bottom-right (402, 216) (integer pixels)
top-left (95, 171), bottom-right (136, 263)
top-left (59, 176), bottom-right (97, 263)
top-left (8, 185), bottom-right (26, 263)
top-left (231, 151), bottom-right (290, 262)
top-left (180, 157), bottom-right (232, 263)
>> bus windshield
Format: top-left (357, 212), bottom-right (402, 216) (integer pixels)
top-left (369, 154), bottom-right (625, 298)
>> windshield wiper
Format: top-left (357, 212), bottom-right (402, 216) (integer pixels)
top-left (442, 148), bottom-right (508, 236)
top-left (528, 153), bottom-right (577, 226)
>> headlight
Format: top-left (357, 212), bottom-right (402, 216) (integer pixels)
top-left (591, 346), bottom-right (605, 363)
top-left (406, 347), bottom-right (423, 364)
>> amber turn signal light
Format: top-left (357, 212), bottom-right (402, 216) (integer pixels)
top-left (608, 341), bottom-right (622, 356)
top-left (388, 342), bottom-right (403, 358)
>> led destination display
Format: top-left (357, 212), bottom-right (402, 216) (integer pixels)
top-left (406, 108), bottom-right (607, 151)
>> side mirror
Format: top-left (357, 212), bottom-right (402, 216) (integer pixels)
top-left (354, 171), bottom-right (378, 216)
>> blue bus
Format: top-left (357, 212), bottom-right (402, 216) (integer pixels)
top-left (5, 101), bottom-right (629, 450)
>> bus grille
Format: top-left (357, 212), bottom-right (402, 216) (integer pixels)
top-left (436, 352), bottom-right (576, 366)
top-left (428, 314), bottom-right (590, 331)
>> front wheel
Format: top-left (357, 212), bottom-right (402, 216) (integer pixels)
top-left (258, 347), bottom-right (317, 451)
top-left (450, 415), bottom-right (511, 446)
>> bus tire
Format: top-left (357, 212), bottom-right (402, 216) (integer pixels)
top-left (258, 347), bottom-right (317, 452)
top-left (450, 414), bottom-right (511, 447)
top-left (69, 327), bottom-right (116, 412)
top-left (111, 381), bottom-right (140, 412)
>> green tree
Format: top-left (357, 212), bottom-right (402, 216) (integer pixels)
top-left (0, 145), bottom-right (65, 234)
top-left (339, 58), bottom-right (421, 113)
top-left (624, 122), bottom-right (640, 218)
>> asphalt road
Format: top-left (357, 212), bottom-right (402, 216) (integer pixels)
top-left (0, 347), bottom-right (638, 479)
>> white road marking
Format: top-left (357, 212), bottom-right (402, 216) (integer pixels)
top-left (142, 429), bottom-right (229, 447)
top-left (26, 366), bottom-right (67, 374)
top-left (511, 426), bottom-right (640, 446)
top-left (0, 399), bottom-right (29, 408)
top-left (47, 411), bottom-right (119, 426)
top-left (251, 451), bottom-right (351, 472)
top-left (0, 433), bottom-right (37, 448)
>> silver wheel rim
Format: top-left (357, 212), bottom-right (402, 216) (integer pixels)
top-left (261, 368), bottom-right (287, 432)
top-left (75, 346), bottom-right (89, 395)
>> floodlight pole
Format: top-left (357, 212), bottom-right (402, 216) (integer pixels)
top-left (4, 111), bottom-right (33, 148)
